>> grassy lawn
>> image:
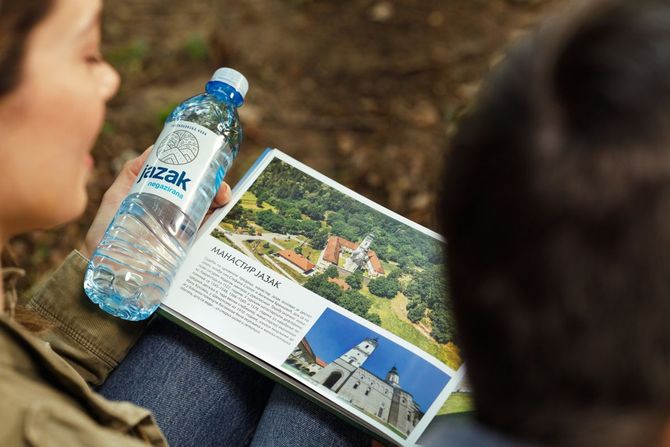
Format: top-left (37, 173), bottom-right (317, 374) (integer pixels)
top-left (438, 392), bottom-right (474, 416)
top-left (302, 246), bottom-right (321, 264)
top-left (380, 259), bottom-right (396, 275)
top-left (273, 237), bottom-right (307, 251)
top-left (363, 288), bottom-right (462, 370)
top-left (248, 222), bottom-right (265, 233)
top-left (338, 252), bottom-right (351, 268)
top-left (218, 222), bottom-right (235, 232)
top-left (270, 236), bottom-right (321, 264)
top-left (243, 240), bottom-right (266, 256)
top-left (239, 191), bottom-right (277, 212)
top-left (245, 239), bottom-right (274, 256)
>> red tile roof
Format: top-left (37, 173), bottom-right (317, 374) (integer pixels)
top-left (323, 236), bottom-right (341, 264)
top-left (301, 339), bottom-right (326, 367)
top-left (323, 236), bottom-right (360, 265)
top-left (338, 237), bottom-right (358, 250)
top-left (367, 250), bottom-right (385, 275)
top-left (277, 249), bottom-right (315, 272)
top-left (327, 277), bottom-right (351, 291)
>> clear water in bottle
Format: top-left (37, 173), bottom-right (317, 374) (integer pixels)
top-left (84, 68), bottom-right (247, 321)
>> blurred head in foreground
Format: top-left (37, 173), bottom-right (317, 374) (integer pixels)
top-left (443, 0), bottom-right (670, 445)
top-left (0, 0), bottom-right (119, 239)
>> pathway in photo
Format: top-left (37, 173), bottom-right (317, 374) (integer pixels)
top-left (223, 230), bottom-right (285, 255)
top-left (222, 230), bottom-right (304, 279)
top-left (224, 231), bottom-right (292, 250)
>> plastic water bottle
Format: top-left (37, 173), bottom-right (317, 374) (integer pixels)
top-left (84, 67), bottom-right (248, 321)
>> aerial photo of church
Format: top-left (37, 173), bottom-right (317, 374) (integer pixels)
top-left (316, 233), bottom-right (385, 277)
top-left (285, 336), bottom-right (422, 436)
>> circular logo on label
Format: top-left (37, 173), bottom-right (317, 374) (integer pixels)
top-left (157, 130), bottom-right (199, 165)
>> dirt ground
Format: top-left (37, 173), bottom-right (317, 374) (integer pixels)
top-left (9, 0), bottom-right (561, 291)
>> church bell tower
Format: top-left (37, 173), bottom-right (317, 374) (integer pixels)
top-left (341, 338), bottom-right (377, 367)
top-left (313, 337), bottom-right (378, 392)
top-left (385, 365), bottom-right (400, 388)
top-left (345, 234), bottom-right (375, 271)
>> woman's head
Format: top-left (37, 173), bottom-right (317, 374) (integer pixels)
top-left (443, 0), bottom-right (670, 445)
top-left (0, 0), bottom-right (119, 241)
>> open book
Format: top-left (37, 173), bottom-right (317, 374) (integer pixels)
top-left (159, 149), bottom-right (472, 446)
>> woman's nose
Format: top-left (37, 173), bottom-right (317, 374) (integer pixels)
top-left (98, 62), bottom-right (121, 102)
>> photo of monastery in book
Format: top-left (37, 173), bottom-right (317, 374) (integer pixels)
top-left (162, 150), bottom-right (467, 446)
top-left (209, 157), bottom-right (462, 374)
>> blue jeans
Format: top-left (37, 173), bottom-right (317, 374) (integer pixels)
top-left (98, 316), bottom-right (371, 447)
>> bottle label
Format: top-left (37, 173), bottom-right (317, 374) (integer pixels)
top-left (129, 120), bottom-right (225, 213)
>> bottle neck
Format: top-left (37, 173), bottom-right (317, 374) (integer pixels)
top-left (205, 81), bottom-right (244, 108)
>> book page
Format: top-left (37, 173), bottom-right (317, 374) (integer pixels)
top-left (162, 149), bottom-right (466, 446)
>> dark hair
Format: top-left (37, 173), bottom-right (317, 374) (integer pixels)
top-left (443, 0), bottom-right (670, 445)
top-left (0, 0), bottom-right (54, 97)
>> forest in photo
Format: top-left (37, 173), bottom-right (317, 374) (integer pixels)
top-left (212, 158), bottom-right (460, 370)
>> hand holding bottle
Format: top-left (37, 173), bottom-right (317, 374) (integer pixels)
top-left (83, 67), bottom-right (247, 321)
top-left (80, 146), bottom-right (232, 259)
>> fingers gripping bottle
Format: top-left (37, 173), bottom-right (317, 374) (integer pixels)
top-left (84, 68), bottom-right (248, 321)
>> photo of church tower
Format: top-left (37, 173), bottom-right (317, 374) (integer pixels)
top-left (317, 233), bottom-right (385, 277)
top-left (343, 234), bottom-right (375, 272)
top-left (313, 338), bottom-right (421, 435)
top-left (283, 309), bottom-right (452, 439)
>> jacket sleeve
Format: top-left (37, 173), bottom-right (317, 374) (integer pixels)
top-left (25, 250), bottom-right (153, 386)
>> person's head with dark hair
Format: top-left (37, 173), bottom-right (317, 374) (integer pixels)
top-left (0, 0), bottom-right (52, 96)
top-left (0, 0), bottom-right (120, 322)
top-left (0, 0), bottom-right (120, 236)
top-left (443, 0), bottom-right (670, 446)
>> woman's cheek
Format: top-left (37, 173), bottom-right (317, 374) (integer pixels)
top-left (32, 134), bottom-right (90, 227)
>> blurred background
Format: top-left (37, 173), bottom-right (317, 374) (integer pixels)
top-left (10, 0), bottom-right (558, 291)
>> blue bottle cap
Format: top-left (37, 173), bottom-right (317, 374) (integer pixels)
top-left (211, 68), bottom-right (248, 99)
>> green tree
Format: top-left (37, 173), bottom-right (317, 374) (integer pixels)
top-left (303, 274), bottom-right (342, 303)
top-left (256, 209), bottom-right (287, 234)
top-left (282, 207), bottom-right (301, 220)
top-left (255, 189), bottom-right (270, 204)
top-left (405, 265), bottom-right (448, 309)
top-left (397, 256), bottom-right (412, 270)
top-left (407, 301), bottom-right (427, 323)
top-left (298, 220), bottom-right (321, 238)
top-left (430, 303), bottom-right (455, 344)
top-left (368, 276), bottom-right (400, 299)
top-left (324, 265), bottom-right (339, 278)
top-left (310, 230), bottom-right (330, 250)
top-left (345, 270), bottom-right (364, 290)
top-left (338, 291), bottom-right (371, 318)
top-left (226, 205), bottom-right (243, 221)
top-left (365, 312), bottom-right (382, 326)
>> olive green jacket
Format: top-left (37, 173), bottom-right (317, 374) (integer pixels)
top-left (0, 250), bottom-right (167, 446)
